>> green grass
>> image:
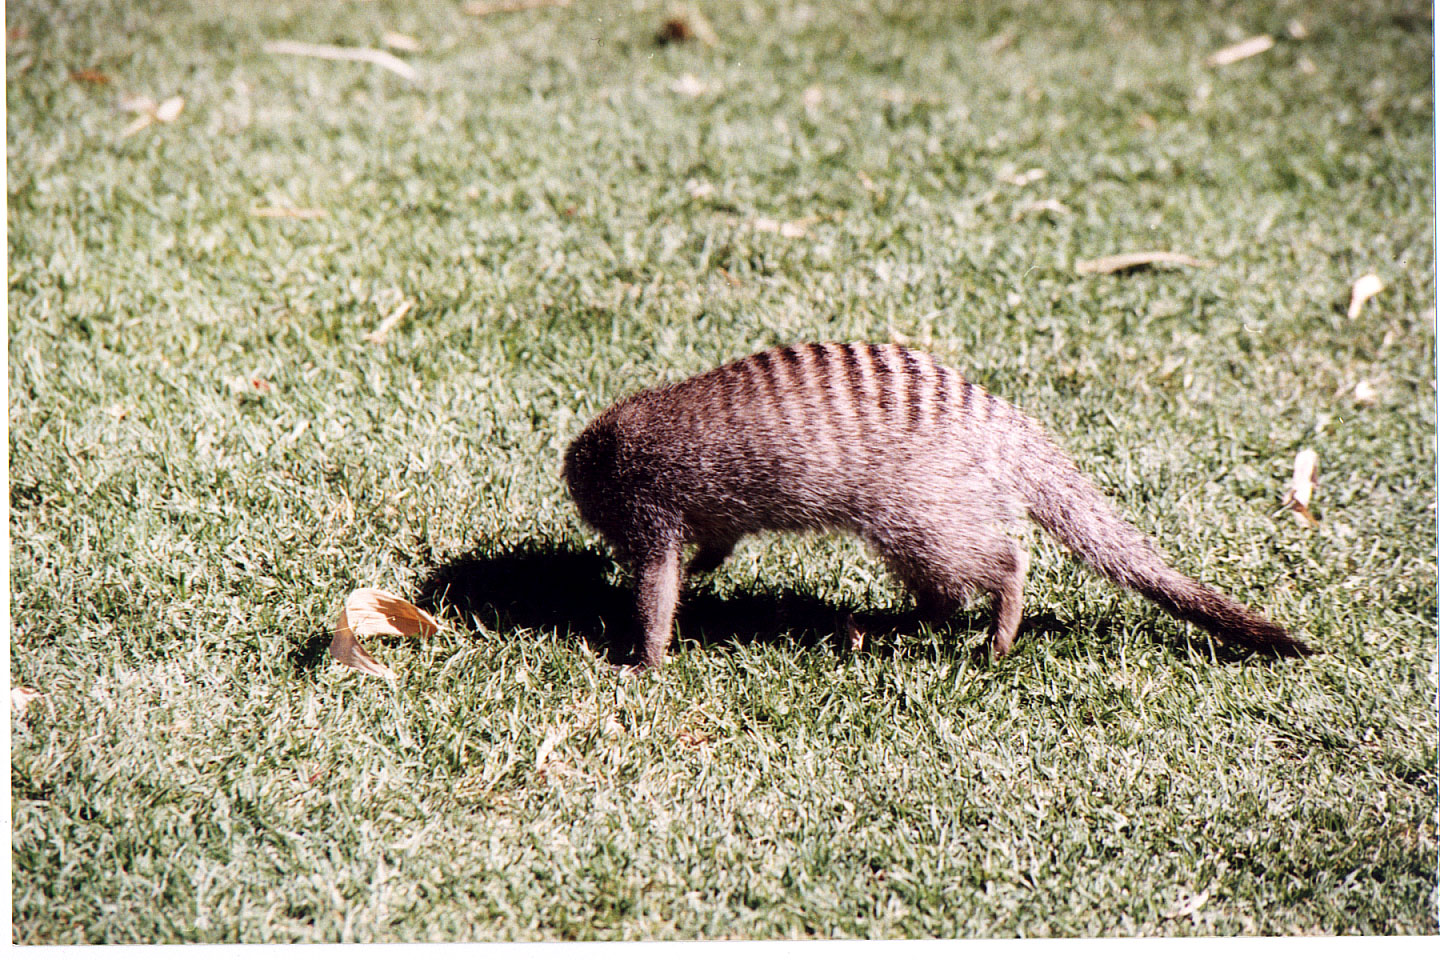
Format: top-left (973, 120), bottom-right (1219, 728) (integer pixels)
top-left (8, 0), bottom-right (1436, 942)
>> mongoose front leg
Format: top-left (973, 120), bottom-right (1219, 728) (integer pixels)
top-left (634, 538), bottom-right (683, 668)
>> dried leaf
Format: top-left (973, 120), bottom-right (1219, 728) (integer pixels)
top-left (224, 374), bottom-right (273, 395)
top-left (1205, 35), bottom-right (1275, 67)
top-left (657, 7), bottom-right (717, 46)
top-left (153, 95), bottom-right (185, 123)
top-left (1347, 273), bottom-right (1384, 319)
top-left (463, 0), bottom-right (570, 17)
top-left (118, 94), bottom-right (157, 114)
top-left (120, 115), bottom-right (154, 137)
top-left (1075, 251), bottom-right (1212, 275)
top-left (1000, 167), bottom-right (1046, 186)
top-left (69, 68), bottom-right (111, 85)
top-left (669, 72), bottom-right (710, 97)
top-left (252, 206), bottom-right (328, 219)
top-left (845, 614), bottom-right (865, 653)
top-left (331, 587), bottom-right (442, 679)
top-left (983, 28), bottom-right (1017, 54)
top-left (382, 31), bottom-right (422, 52)
top-left (264, 40), bottom-right (417, 81)
top-left (11, 687), bottom-right (42, 716)
top-left (1282, 448), bottom-right (1320, 528)
top-left (752, 216), bottom-right (819, 238)
top-left (363, 300), bottom-right (414, 345)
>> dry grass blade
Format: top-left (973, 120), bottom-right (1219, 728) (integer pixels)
top-left (1282, 448), bottom-right (1320, 528)
top-left (463, 0), bottom-right (570, 16)
top-left (252, 206), bottom-right (329, 219)
top-left (1205, 35), bottom-right (1275, 68)
top-left (534, 726), bottom-right (569, 771)
top-left (263, 41), bottom-right (417, 81)
top-left (1012, 198), bottom-right (1070, 221)
top-left (330, 588), bottom-right (442, 679)
top-left (1347, 273), bottom-right (1384, 319)
top-left (752, 216), bottom-right (820, 238)
top-left (1074, 251), bottom-right (1212, 275)
top-left (363, 300), bottom-right (414, 345)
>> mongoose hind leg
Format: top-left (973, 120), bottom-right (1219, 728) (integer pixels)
top-left (877, 525), bottom-right (1030, 658)
top-left (686, 537), bottom-right (739, 580)
top-left (986, 545), bottom-right (1029, 657)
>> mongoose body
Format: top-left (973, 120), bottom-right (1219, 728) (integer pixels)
top-left (563, 342), bottom-right (1309, 668)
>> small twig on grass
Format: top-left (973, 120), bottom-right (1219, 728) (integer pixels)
top-left (364, 300), bottom-right (414, 345)
top-left (263, 40), bottom-right (417, 80)
top-left (1074, 251), bottom-right (1213, 275)
top-left (463, 0), bottom-right (570, 17)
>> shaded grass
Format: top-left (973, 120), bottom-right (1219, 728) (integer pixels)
top-left (9, 0), bottom-right (1437, 942)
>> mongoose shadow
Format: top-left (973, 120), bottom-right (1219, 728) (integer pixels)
top-left (407, 541), bottom-right (1048, 664)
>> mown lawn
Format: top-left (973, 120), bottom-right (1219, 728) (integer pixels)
top-left (8, 0), bottom-right (1436, 942)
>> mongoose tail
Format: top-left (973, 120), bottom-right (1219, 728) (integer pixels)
top-left (1022, 454), bottom-right (1312, 658)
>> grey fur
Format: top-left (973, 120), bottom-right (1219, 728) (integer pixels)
top-left (563, 343), bottom-right (1310, 668)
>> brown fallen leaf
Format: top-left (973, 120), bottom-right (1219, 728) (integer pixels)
top-left (11, 687), bottom-right (42, 717)
top-left (657, 6), bottom-right (717, 46)
top-left (363, 300), bottom-right (413, 345)
top-left (1205, 35), bottom-right (1275, 67)
top-left (252, 206), bottom-right (329, 219)
top-left (1075, 251), bottom-right (1213, 275)
top-left (70, 68), bottom-right (111, 85)
top-left (1281, 448), bottom-right (1319, 528)
top-left (264, 40), bottom-right (417, 81)
top-left (1347, 273), bottom-right (1384, 320)
top-left (463, 0), bottom-right (570, 17)
top-left (331, 587), bottom-right (442, 679)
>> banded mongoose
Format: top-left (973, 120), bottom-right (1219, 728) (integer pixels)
top-left (562, 342), bottom-right (1310, 668)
